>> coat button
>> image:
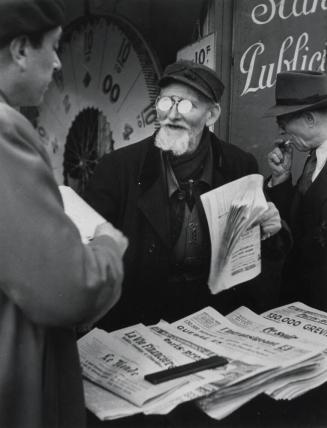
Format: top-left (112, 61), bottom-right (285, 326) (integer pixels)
top-left (177, 192), bottom-right (184, 200)
top-left (148, 243), bottom-right (156, 254)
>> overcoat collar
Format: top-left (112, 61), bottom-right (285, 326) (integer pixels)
top-left (0, 89), bottom-right (10, 105)
top-left (137, 131), bottom-right (227, 248)
top-left (290, 160), bottom-right (327, 228)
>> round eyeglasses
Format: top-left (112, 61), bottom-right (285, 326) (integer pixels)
top-left (155, 96), bottom-right (193, 114)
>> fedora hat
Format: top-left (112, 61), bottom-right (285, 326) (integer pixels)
top-left (264, 70), bottom-right (327, 117)
top-left (159, 60), bottom-right (224, 103)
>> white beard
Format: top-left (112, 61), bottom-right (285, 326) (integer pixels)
top-left (155, 126), bottom-right (195, 156)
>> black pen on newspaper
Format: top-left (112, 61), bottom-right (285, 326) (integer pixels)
top-left (144, 355), bottom-right (228, 385)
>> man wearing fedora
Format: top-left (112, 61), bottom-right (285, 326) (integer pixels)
top-left (0, 1), bottom-right (128, 427)
top-left (267, 70), bottom-right (327, 311)
top-left (84, 59), bottom-right (287, 335)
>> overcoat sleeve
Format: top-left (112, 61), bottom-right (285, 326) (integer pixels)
top-left (0, 104), bottom-right (123, 327)
top-left (265, 176), bottom-right (295, 224)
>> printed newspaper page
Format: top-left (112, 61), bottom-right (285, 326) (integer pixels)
top-left (80, 305), bottom-right (324, 421)
top-left (200, 174), bottom-right (268, 294)
top-left (170, 306), bottom-right (323, 420)
top-left (59, 185), bottom-right (106, 243)
top-left (261, 302), bottom-right (327, 339)
top-left (78, 321), bottom-right (261, 411)
top-left (171, 306), bottom-right (322, 370)
top-left (143, 322), bottom-right (271, 416)
top-left (78, 326), bottom-right (193, 408)
top-left (83, 380), bottom-right (141, 421)
top-left (79, 319), bottom-right (272, 420)
top-left (260, 302), bottom-right (327, 399)
top-left (227, 305), bottom-right (327, 399)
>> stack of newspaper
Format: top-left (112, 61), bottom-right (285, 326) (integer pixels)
top-left (200, 174), bottom-right (268, 294)
top-left (78, 303), bottom-right (326, 421)
top-left (64, 179), bottom-right (327, 420)
top-left (197, 303), bottom-right (327, 419)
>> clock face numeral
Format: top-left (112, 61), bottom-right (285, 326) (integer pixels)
top-left (123, 123), bottom-right (134, 140)
top-left (36, 15), bottom-right (160, 189)
top-left (51, 137), bottom-right (60, 154)
top-left (38, 125), bottom-right (49, 143)
top-left (137, 103), bottom-right (157, 128)
top-left (63, 94), bottom-right (72, 113)
top-left (84, 29), bottom-right (93, 62)
top-left (102, 74), bottom-right (120, 103)
top-left (115, 38), bottom-right (131, 73)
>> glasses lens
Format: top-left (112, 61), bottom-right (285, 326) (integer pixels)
top-left (156, 97), bottom-right (173, 112)
top-left (177, 99), bottom-right (193, 114)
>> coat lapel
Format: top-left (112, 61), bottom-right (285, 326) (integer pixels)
top-left (136, 133), bottom-right (227, 248)
top-left (137, 140), bottom-right (171, 248)
top-left (302, 161), bottom-right (327, 219)
top-left (211, 134), bottom-right (229, 187)
top-left (290, 161), bottom-right (327, 229)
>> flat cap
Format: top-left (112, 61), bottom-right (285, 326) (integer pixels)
top-left (0, 0), bottom-right (65, 45)
top-left (265, 70), bottom-right (327, 117)
top-left (159, 60), bottom-right (224, 103)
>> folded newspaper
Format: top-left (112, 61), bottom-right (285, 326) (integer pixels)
top-left (78, 303), bottom-right (326, 421)
top-left (59, 185), bottom-right (106, 243)
top-left (200, 174), bottom-right (268, 295)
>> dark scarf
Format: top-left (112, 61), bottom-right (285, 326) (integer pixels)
top-left (166, 129), bottom-right (211, 244)
top-left (168, 128), bottom-right (210, 184)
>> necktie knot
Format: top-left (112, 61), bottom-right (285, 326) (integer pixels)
top-left (297, 150), bottom-right (317, 194)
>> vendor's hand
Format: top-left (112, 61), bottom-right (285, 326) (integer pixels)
top-left (257, 202), bottom-right (281, 240)
top-left (267, 140), bottom-right (293, 186)
top-left (94, 222), bottom-right (128, 255)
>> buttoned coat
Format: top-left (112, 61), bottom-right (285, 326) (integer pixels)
top-left (85, 131), bottom-right (287, 331)
top-left (268, 162), bottom-right (327, 311)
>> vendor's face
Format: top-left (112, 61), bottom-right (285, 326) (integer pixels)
top-left (155, 82), bottom-right (214, 155)
top-left (24, 26), bottom-right (62, 106)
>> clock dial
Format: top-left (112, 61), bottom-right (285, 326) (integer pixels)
top-left (36, 15), bottom-right (161, 192)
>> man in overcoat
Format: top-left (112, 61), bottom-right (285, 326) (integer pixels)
top-left (85, 60), bottom-right (287, 332)
top-left (0, 1), bottom-right (127, 427)
top-left (267, 70), bottom-right (327, 311)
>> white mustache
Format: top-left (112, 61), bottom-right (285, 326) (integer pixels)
top-left (160, 121), bottom-right (188, 130)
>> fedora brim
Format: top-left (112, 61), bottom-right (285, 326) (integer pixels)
top-left (263, 98), bottom-right (327, 118)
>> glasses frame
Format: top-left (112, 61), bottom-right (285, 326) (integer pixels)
top-left (155, 95), bottom-right (194, 114)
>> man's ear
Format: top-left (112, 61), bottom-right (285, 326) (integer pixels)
top-left (206, 103), bottom-right (221, 127)
top-left (9, 36), bottom-right (28, 70)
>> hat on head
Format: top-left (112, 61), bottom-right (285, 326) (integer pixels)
top-left (159, 60), bottom-right (224, 103)
top-left (265, 70), bottom-right (327, 117)
top-left (0, 0), bottom-right (65, 45)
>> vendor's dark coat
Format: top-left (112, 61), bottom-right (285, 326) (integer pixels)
top-left (268, 166), bottom-right (327, 311)
top-left (85, 131), bottom-right (286, 331)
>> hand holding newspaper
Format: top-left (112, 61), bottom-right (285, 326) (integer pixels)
top-left (59, 185), bottom-right (107, 243)
top-left (200, 174), bottom-right (268, 294)
top-left (59, 185), bottom-right (127, 253)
